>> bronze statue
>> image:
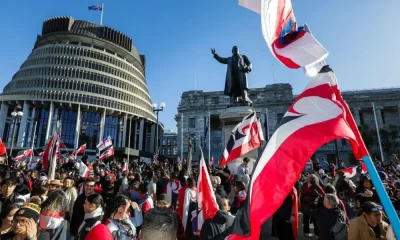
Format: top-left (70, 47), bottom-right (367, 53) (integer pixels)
top-left (211, 46), bottom-right (252, 105)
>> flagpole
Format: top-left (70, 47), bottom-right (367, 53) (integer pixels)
top-left (363, 156), bottom-right (400, 238)
top-left (372, 102), bottom-right (384, 162)
top-left (266, 108), bottom-right (269, 140)
top-left (100, 4), bottom-right (104, 26)
top-left (29, 121), bottom-right (37, 163)
top-left (181, 113), bottom-right (183, 161)
top-left (208, 112), bottom-right (210, 161)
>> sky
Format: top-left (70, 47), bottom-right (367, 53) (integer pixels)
top-left (0, 0), bottom-right (399, 130)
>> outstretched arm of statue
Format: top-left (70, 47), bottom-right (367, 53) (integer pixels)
top-left (243, 55), bottom-right (252, 72)
top-left (211, 48), bottom-right (228, 64)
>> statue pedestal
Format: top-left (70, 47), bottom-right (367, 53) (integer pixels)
top-left (219, 106), bottom-right (257, 174)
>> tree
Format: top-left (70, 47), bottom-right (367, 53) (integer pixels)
top-left (379, 125), bottom-right (399, 154)
top-left (358, 125), bottom-right (376, 150)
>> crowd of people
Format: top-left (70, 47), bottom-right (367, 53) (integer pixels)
top-left (0, 150), bottom-right (399, 240)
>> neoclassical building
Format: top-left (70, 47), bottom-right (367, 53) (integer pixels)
top-left (176, 84), bottom-right (400, 164)
top-left (0, 16), bottom-right (162, 159)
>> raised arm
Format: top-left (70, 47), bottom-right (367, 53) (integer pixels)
top-left (211, 48), bottom-right (228, 64)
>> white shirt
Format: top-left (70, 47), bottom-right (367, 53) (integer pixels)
top-left (396, 164), bottom-right (400, 172)
top-left (147, 180), bottom-right (156, 196)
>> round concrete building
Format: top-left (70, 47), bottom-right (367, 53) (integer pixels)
top-left (0, 16), bottom-right (161, 160)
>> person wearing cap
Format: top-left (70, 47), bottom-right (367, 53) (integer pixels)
top-left (47, 180), bottom-right (63, 193)
top-left (348, 201), bottom-right (388, 240)
top-left (0, 203), bottom-right (40, 240)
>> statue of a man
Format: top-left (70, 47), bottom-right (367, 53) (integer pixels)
top-left (211, 46), bottom-right (252, 104)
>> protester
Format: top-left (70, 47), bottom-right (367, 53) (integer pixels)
top-left (140, 207), bottom-right (177, 240)
top-left (348, 201), bottom-right (389, 240)
top-left (76, 193), bottom-right (104, 240)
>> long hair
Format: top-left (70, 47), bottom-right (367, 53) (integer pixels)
top-left (41, 189), bottom-right (67, 213)
top-left (102, 195), bottom-right (129, 223)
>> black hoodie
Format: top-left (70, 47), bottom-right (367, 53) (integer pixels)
top-left (200, 210), bottom-right (235, 240)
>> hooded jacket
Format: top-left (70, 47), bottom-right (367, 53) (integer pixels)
top-left (200, 210), bottom-right (235, 240)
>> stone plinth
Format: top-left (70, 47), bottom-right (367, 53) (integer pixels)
top-left (219, 106), bottom-right (257, 173)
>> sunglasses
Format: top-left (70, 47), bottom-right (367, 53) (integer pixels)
top-left (371, 205), bottom-right (383, 212)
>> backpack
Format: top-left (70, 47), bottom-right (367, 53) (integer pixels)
top-left (330, 211), bottom-right (348, 240)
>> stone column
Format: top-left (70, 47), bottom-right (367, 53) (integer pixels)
top-left (122, 114), bottom-right (128, 148)
top-left (132, 120), bottom-right (137, 149)
top-left (150, 124), bottom-right (155, 153)
top-left (99, 109), bottom-right (106, 143)
top-left (375, 106), bottom-right (384, 129)
top-left (138, 119), bottom-right (144, 151)
top-left (353, 107), bottom-right (361, 126)
top-left (45, 102), bottom-right (54, 141)
top-left (74, 105), bottom-right (81, 149)
top-left (26, 108), bottom-right (36, 147)
top-left (52, 108), bottom-right (59, 134)
top-left (17, 102), bottom-right (30, 147)
top-left (0, 103), bottom-right (9, 139)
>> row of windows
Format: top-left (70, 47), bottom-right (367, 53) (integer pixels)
top-left (0, 91), bottom-right (155, 121)
top-left (30, 44), bottom-right (144, 80)
top-left (21, 55), bottom-right (148, 93)
top-left (10, 78), bottom-right (151, 111)
top-left (7, 66), bottom-right (151, 103)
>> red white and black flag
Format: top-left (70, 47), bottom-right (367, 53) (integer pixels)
top-left (70, 144), bottom-right (86, 158)
top-left (219, 110), bottom-right (264, 166)
top-left (228, 66), bottom-right (368, 239)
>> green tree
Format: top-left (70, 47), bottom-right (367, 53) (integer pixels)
top-left (358, 125), bottom-right (376, 150)
top-left (379, 125), bottom-right (399, 154)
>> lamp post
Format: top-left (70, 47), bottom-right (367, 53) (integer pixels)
top-left (10, 107), bottom-right (24, 157)
top-left (152, 102), bottom-right (165, 153)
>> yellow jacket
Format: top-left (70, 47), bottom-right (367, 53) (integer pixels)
top-left (348, 215), bottom-right (388, 240)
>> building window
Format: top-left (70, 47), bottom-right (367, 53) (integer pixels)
top-left (189, 117), bottom-right (196, 128)
top-left (211, 97), bottom-right (219, 105)
top-left (104, 116), bottom-right (121, 147)
top-left (79, 112), bottom-right (101, 149)
top-left (59, 109), bottom-right (77, 148)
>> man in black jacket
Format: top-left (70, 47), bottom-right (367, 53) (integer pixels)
top-left (0, 178), bottom-right (25, 219)
top-left (200, 195), bottom-right (235, 240)
top-left (70, 177), bottom-right (96, 237)
top-left (272, 192), bottom-right (295, 240)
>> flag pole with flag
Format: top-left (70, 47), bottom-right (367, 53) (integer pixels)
top-left (88, 4), bottom-right (104, 25)
top-left (195, 147), bottom-right (219, 233)
top-left (234, 0), bottom-right (400, 238)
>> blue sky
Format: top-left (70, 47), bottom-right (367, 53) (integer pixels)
top-left (0, 1), bottom-right (399, 130)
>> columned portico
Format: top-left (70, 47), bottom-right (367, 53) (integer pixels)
top-left (353, 107), bottom-right (361, 126)
top-left (45, 102), bottom-right (54, 141)
top-left (122, 114), bottom-right (128, 148)
top-left (375, 106), bottom-right (384, 128)
top-left (17, 101), bottom-right (30, 147)
top-left (74, 105), bottom-right (81, 149)
top-left (0, 103), bottom-right (9, 139)
top-left (138, 119), bottom-right (144, 151)
top-left (99, 108), bottom-right (106, 143)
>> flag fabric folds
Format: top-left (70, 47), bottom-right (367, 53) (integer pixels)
top-left (239, 0), bottom-right (328, 72)
top-left (342, 163), bottom-right (367, 178)
top-left (70, 144), bottom-right (86, 157)
top-left (196, 149), bottom-right (218, 232)
top-left (0, 139), bottom-right (6, 156)
top-left (228, 66), bottom-right (368, 239)
top-left (88, 5), bottom-right (103, 11)
top-left (14, 149), bottom-right (33, 161)
top-left (97, 136), bottom-right (112, 151)
top-left (153, 150), bottom-right (159, 165)
top-left (99, 146), bottom-right (114, 161)
top-left (42, 134), bottom-right (59, 170)
top-left (220, 110), bottom-right (264, 166)
top-left (76, 161), bottom-right (90, 178)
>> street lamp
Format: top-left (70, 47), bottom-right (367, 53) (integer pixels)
top-left (10, 107), bottom-right (24, 157)
top-left (153, 102), bottom-right (165, 153)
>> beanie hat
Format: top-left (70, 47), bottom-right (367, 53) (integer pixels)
top-left (85, 224), bottom-right (113, 240)
top-left (14, 203), bottom-right (41, 223)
